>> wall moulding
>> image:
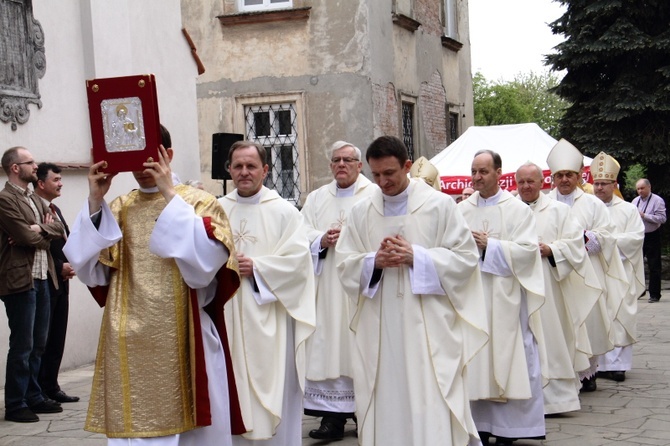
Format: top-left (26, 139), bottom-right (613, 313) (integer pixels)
top-left (0, 0), bottom-right (46, 131)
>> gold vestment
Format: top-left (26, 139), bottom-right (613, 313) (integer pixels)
top-left (85, 185), bottom-right (239, 437)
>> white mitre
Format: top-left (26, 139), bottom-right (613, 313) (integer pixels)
top-left (547, 138), bottom-right (583, 173)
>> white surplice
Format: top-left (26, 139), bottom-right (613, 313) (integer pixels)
top-left (336, 180), bottom-right (488, 446)
top-left (301, 175), bottom-right (374, 414)
top-left (219, 187), bottom-right (315, 445)
top-left (459, 189), bottom-right (546, 439)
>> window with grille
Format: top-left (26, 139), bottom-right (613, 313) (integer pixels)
top-left (239, 0), bottom-right (292, 12)
top-left (449, 112), bottom-right (459, 145)
top-left (244, 103), bottom-right (301, 204)
top-left (402, 102), bottom-right (415, 161)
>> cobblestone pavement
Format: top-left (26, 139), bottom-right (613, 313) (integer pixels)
top-left (1, 288), bottom-right (668, 445)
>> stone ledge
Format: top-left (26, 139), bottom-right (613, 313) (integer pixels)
top-left (392, 13), bottom-right (421, 32)
top-left (218, 7), bottom-right (311, 26)
top-left (441, 35), bottom-right (463, 52)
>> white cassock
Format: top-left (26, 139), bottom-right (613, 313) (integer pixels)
top-left (336, 180), bottom-right (488, 446)
top-left (64, 190), bottom-right (233, 446)
top-left (549, 188), bottom-right (627, 368)
top-left (219, 187), bottom-right (315, 446)
top-left (459, 189), bottom-right (546, 440)
top-left (301, 175), bottom-right (374, 414)
top-left (598, 195), bottom-right (645, 371)
top-left (524, 193), bottom-right (602, 414)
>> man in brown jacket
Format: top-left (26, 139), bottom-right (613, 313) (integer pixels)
top-left (0, 147), bottom-right (65, 423)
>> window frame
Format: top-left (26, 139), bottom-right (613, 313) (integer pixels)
top-left (443, 0), bottom-right (458, 39)
top-left (238, 0), bottom-right (293, 13)
top-left (235, 93), bottom-right (308, 205)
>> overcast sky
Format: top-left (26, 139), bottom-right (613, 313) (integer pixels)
top-left (468, 0), bottom-right (566, 82)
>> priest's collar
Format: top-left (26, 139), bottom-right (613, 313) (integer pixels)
top-left (335, 181), bottom-right (356, 198)
top-left (477, 188), bottom-right (503, 207)
top-left (237, 189), bottom-right (262, 204)
top-left (381, 182), bottom-right (411, 216)
top-left (523, 196), bottom-right (540, 208)
top-left (555, 188), bottom-right (577, 206)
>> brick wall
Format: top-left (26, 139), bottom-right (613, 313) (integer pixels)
top-left (372, 82), bottom-right (400, 137)
top-left (419, 71), bottom-right (447, 157)
top-left (414, 0), bottom-right (443, 36)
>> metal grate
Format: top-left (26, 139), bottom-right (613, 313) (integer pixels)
top-left (402, 102), bottom-right (415, 161)
top-left (244, 103), bottom-right (301, 204)
top-left (449, 111), bottom-right (459, 145)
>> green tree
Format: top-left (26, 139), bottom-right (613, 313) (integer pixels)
top-left (546, 0), bottom-right (670, 195)
top-left (511, 72), bottom-right (569, 139)
top-left (473, 71), bottom-right (568, 139)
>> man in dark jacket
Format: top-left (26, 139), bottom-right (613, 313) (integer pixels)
top-left (0, 147), bottom-right (65, 423)
top-left (33, 163), bottom-right (79, 403)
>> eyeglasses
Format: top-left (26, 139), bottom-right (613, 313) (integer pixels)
top-left (14, 160), bottom-right (36, 166)
top-left (331, 157), bottom-right (359, 164)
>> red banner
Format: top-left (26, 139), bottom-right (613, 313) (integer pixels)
top-left (440, 167), bottom-right (592, 195)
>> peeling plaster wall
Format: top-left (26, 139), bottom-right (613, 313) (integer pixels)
top-left (182, 0), bottom-right (376, 193)
top-left (182, 0), bottom-right (473, 195)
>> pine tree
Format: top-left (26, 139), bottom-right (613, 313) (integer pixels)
top-left (546, 0), bottom-right (670, 195)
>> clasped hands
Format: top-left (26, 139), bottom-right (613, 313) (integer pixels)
top-left (320, 227), bottom-right (341, 248)
top-left (374, 235), bottom-right (413, 269)
top-left (471, 230), bottom-right (488, 250)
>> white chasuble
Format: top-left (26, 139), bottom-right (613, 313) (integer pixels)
top-left (527, 194), bottom-right (602, 414)
top-left (548, 188), bottom-right (627, 355)
top-left (301, 175), bottom-right (374, 381)
top-left (336, 180), bottom-right (488, 446)
top-left (598, 196), bottom-right (644, 371)
top-left (301, 176), bottom-right (374, 413)
top-left (459, 191), bottom-right (545, 401)
top-left (219, 187), bottom-right (315, 444)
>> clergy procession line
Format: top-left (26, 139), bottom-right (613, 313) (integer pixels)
top-left (1, 131), bottom-right (666, 446)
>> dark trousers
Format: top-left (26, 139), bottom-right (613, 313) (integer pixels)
top-left (643, 229), bottom-right (662, 299)
top-left (1, 279), bottom-right (50, 411)
top-left (38, 285), bottom-right (69, 395)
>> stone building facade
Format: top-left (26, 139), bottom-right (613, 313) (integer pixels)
top-left (181, 0), bottom-right (474, 203)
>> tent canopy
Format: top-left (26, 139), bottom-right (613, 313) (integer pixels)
top-left (430, 123), bottom-right (592, 194)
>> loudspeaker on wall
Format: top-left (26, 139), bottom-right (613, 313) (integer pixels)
top-left (211, 133), bottom-right (244, 180)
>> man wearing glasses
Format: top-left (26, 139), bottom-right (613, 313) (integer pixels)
top-left (301, 141), bottom-right (374, 440)
top-left (592, 153), bottom-right (644, 383)
top-left (0, 147), bottom-right (65, 423)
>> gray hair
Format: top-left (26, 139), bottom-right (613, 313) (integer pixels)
top-left (516, 161), bottom-right (544, 181)
top-left (329, 140), bottom-right (361, 161)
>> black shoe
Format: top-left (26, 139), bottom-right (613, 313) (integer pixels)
top-left (48, 390), bottom-right (80, 403)
top-left (597, 370), bottom-right (625, 382)
top-left (495, 438), bottom-right (516, 446)
top-left (4, 407), bottom-right (39, 423)
top-left (649, 297), bottom-right (660, 303)
top-left (580, 376), bottom-right (597, 392)
top-left (309, 418), bottom-right (345, 440)
top-left (30, 399), bottom-right (63, 413)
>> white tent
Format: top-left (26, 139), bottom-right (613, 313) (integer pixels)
top-left (430, 123), bottom-right (592, 194)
